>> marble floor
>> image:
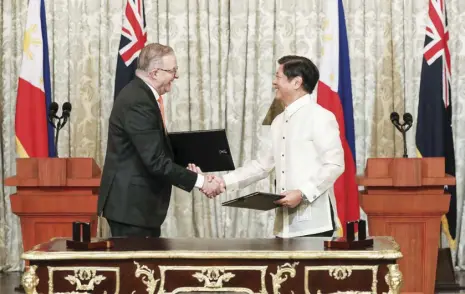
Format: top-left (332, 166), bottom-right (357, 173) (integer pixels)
top-left (0, 272), bottom-right (20, 294)
top-left (440, 271), bottom-right (465, 294)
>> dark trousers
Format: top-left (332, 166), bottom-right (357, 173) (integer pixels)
top-left (107, 219), bottom-right (161, 237)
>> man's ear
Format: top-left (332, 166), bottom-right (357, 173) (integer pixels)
top-left (293, 76), bottom-right (303, 90)
top-left (150, 69), bottom-right (159, 79)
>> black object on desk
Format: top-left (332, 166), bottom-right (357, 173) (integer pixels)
top-left (168, 129), bottom-right (235, 172)
top-left (67, 222), bottom-right (113, 250)
top-left (346, 221), bottom-right (355, 242)
top-left (72, 222), bottom-right (91, 242)
top-left (324, 220), bottom-right (373, 250)
top-left (358, 220), bottom-right (367, 240)
top-left (222, 192), bottom-right (285, 211)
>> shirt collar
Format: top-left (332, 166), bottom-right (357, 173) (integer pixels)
top-left (284, 94), bottom-right (311, 118)
top-left (140, 77), bottom-right (161, 102)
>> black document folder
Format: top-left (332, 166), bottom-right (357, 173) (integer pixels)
top-left (222, 192), bottom-right (285, 211)
top-left (168, 129), bottom-right (235, 172)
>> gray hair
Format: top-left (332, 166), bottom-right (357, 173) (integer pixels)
top-left (137, 43), bottom-right (174, 72)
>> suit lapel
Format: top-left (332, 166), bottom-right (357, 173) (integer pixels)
top-left (164, 132), bottom-right (174, 157)
top-left (135, 77), bottom-right (173, 156)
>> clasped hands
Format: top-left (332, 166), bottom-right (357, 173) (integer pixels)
top-left (186, 164), bottom-right (303, 206)
top-left (187, 164), bottom-right (225, 198)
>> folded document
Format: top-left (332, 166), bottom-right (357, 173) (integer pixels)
top-left (222, 192), bottom-right (284, 211)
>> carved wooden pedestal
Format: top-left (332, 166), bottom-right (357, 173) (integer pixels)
top-left (6, 157), bottom-right (101, 253)
top-left (359, 157), bottom-right (454, 294)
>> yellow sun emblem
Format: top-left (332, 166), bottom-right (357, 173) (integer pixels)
top-left (321, 18), bottom-right (332, 56)
top-left (322, 18), bottom-right (329, 30)
top-left (23, 24), bottom-right (42, 60)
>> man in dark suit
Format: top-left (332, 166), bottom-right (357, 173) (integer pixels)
top-left (98, 43), bottom-right (223, 237)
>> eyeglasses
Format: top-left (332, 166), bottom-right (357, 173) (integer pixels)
top-left (157, 66), bottom-right (178, 76)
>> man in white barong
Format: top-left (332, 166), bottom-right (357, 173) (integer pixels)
top-left (190, 55), bottom-right (344, 238)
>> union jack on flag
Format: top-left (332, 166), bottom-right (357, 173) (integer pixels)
top-left (416, 0), bottom-right (457, 248)
top-left (114, 0), bottom-right (147, 99)
top-left (423, 0), bottom-right (451, 107)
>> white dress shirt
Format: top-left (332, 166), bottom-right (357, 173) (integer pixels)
top-left (223, 94), bottom-right (344, 237)
top-left (141, 78), bottom-right (204, 188)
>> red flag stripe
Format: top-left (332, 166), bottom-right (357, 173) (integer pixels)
top-left (15, 78), bottom-right (49, 157)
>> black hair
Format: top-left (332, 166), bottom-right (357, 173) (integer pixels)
top-left (277, 55), bottom-right (320, 94)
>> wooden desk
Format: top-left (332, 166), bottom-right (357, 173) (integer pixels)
top-left (21, 236), bottom-right (403, 294)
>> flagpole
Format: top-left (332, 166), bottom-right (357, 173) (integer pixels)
top-left (439, 221), bottom-right (443, 248)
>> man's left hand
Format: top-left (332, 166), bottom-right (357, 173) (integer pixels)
top-left (274, 190), bottom-right (304, 209)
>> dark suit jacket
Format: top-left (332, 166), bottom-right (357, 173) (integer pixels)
top-left (98, 77), bottom-right (197, 228)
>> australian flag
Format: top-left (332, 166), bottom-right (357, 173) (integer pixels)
top-left (416, 0), bottom-right (456, 248)
top-left (114, 0), bottom-right (147, 99)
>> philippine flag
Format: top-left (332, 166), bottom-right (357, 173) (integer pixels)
top-left (15, 0), bottom-right (55, 158)
top-left (316, 0), bottom-right (360, 236)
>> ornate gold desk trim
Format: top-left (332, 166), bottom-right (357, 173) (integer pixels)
top-left (47, 266), bottom-right (120, 294)
top-left (23, 249), bottom-right (402, 261)
top-left (270, 262), bottom-right (298, 294)
top-left (304, 265), bottom-right (379, 294)
top-left (22, 265), bottom-right (39, 294)
top-left (132, 261), bottom-right (160, 294)
top-left (23, 237), bottom-right (402, 261)
top-left (133, 264), bottom-right (268, 294)
top-left (384, 264), bottom-right (403, 294)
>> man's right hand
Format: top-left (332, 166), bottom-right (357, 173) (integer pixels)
top-left (187, 163), bottom-right (203, 174)
top-left (202, 176), bottom-right (225, 198)
top-left (188, 163), bottom-right (225, 198)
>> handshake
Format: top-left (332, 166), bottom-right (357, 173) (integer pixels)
top-left (187, 163), bottom-right (225, 198)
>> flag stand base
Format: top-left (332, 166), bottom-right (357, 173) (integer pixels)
top-left (14, 268), bottom-right (24, 293)
top-left (14, 284), bottom-right (25, 293)
top-left (435, 248), bottom-right (465, 291)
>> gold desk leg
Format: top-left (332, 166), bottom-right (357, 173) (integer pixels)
top-left (385, 264), bottom-right (403, 294)
top-left (21, 265), bottom-right (39, 294)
